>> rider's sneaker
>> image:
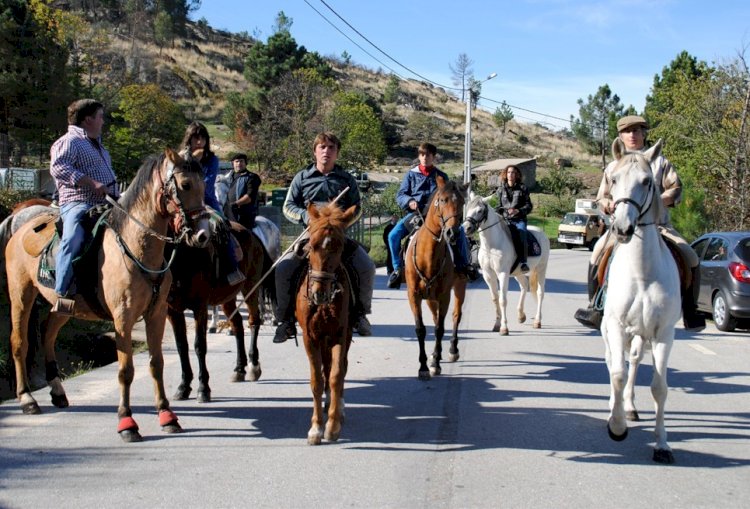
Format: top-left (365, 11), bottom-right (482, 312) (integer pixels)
top-left (574, 307), bottom-right (602, 330)
top-left (355, 315), bottom-right (372, 336)
top-left (519, 263), bottom-right (530, 273)
top-left (226, 269), bottom-right (245, 287)
top-left (387, 269), bottom-right (402, 289)
top-left (273, 321), bottom-right (296, 343)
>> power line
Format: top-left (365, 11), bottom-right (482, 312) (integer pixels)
top-left (308, 0), bottom-right (579, 130)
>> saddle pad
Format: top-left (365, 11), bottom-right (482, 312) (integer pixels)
top-left (22, 213), bottom-right (58, 257)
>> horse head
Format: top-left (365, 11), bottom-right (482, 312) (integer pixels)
top-left (160, 148), bottom-right (210, 247)
top-left (609, 138), bottom-right (664, 243)
top-left (463, 191), bottom-right (493, 235)
top-left (305, 202), bottom-right (357, 306)
top-left (429, 176), bottom-right (467, 245)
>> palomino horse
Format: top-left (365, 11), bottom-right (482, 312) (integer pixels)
top-left (602, 138), bottom-right (680, 464)
top-left (405, 177), bottom-right (469, 380)
top-left (296, 202), bottom-right (358, 445)
top-left (5, 149), bottom-right (209, 442)
top-left (462, 192), bottom-right (550, 335)
top-left (167, 220), bottom-right (276, 403)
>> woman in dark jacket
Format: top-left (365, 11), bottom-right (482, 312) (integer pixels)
top-left (495, 165), bottom-right (532, 272)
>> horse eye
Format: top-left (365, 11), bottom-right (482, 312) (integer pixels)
top-left (182, 182), bottom-right (191, 191)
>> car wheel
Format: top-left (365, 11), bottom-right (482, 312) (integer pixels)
top-left (565, 243), bottom-right (572, 250)
top-left (713, 291), bottom-right (737, 332)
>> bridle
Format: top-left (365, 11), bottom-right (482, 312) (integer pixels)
top-left (304, 232), bottom-right (347, 307)
top-left (464, 199), bottom-right (502, 234)
top-left (612, 169), bottom-right (656, 227)
top-left (423, 192), bottom-right (461, 243)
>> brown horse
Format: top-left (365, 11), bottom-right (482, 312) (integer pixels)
top-left (5, 149), bottom-right (209, 442)
top-left (296, 202), bottom-right (358, 445)
top-left (404, 177), bottom-right (469, 380)
top-left (167, 221), bottom-right (276, 403)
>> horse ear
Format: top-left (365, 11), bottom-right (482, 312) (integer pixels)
top-left (482, 195), bottom-right (493, 204)
top-left (612, 138), bottom-right (626, 160)
top-left (469, 190), bottom-right (476, 201)
top-left (165, 147), bottom-right (179, 163)
top-left (643, 138), bottom-right (663, 163)
top-left (307, 202), bottom-right (319, 221)
top-left (342, 205), bottom-right (358, 224)
top-left (458, 181), bottom-right (470, 197)
top-left (436, 175), bottom-right (446, 188)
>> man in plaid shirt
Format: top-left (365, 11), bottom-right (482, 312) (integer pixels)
top-left (49, 99), bottom-right (119, 315)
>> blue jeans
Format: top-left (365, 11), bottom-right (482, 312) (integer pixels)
top-left (388, 213), bottom-right (471, 271)
top-left (510, 219), bottom-right (528, 263)
top-left (55, 201), bottom-right (91, 296)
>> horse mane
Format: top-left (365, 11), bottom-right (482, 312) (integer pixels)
top-left (308, 203), bottom-right (348, 236)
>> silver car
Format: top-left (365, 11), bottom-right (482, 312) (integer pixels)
top-left (691, 232), bottom-right (750, 332)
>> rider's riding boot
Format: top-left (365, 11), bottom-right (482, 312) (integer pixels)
top-left (355, 315), bottom-right (373, 336)
top-left (519, 262), bottom-right (530, 273)
top-left (464, 264), bottom-right (480, 281)
top-left (574, 263), bottom-right (602, 330)
top-left (682, 266), bottom-right (706, 332)
top-left (273, 320), bottom-right (296, 343)
top-left (387, 268), bottom-right (403, 289)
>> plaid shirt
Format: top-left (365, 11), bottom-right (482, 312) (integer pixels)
top-left (50, 125), bottom-right (119, 205)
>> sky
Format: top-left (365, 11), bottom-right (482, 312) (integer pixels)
top-left (192, 0), bottom-right (750, 130)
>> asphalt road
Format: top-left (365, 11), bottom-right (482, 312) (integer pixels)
top-left (1, 249), bottom-right (749, 508)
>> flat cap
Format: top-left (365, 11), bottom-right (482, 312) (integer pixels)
top-left (616, 115), bottom-right (648, 132)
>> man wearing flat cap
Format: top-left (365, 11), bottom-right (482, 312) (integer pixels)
top-left (574, 114), bottom-right (705, 332)
top-left (225, 152), bottom-right (261, 230)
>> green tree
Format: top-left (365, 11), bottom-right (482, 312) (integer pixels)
top-left (492, 101), bottom-right (514, 133)
top-left (243, 21), bottom-right (331, 91)
top-left (108, 83), bottom-right (185, 180)
top-left (327, 91), bottom-right (386, 172)
top-left (571, 84), bottom-right (625, 169)
top-left (153, 10), bottom-right (173, 54)
top-left (0, 0), bottom-right (74, 165)
top-left (383, 75), bottom-right (400, 104)
top-left (644, 50), bottom-right (710, 130)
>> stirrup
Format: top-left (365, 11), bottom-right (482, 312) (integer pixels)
top-left (52, 296), bottom-right (76, 316)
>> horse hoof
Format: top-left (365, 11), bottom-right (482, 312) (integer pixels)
top-left (324, 429), bottom-right (341, 442)
top-left (197, 390), bottom-right (211, 403)
top-left (607, 423), bottom-right (628, 442)
top-left (22, 401), bottom-right (42, 415)
top-left (429, 365), bottom-right (442, 376)
top-left (230, 371), bottom-right (245, 383)
top-left (492, 324), bottom-right (500, 332)
top-left (448, 352), bottom-right (459, 362)
top-left (518, 313), bottom-right (527, 324)
top-left (653, 448), bottom-right (675, 464)
top-left (162, 422), bottom-right (183, 434)
top-left (173, 386), bottom-right (191, 401)
top-left (500, 328), bottom-right (509, 336)
top-left (119, 429), bottom-right (143, 443)
top-left (418, 370), bottom-right (431, 381)
top-left (248, 366), bottom-right (262, 382)
top-left (626, 410), bottom-right (640, 421)
top-left (307, 431), bottom-right (323, 445)
top-left (51, 393), bottom-right (69, 408)
top-left (533, 321), bottom-right (541, 329)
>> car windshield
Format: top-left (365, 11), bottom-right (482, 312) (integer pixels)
top-left (562, 214), bottom-right (588, 226)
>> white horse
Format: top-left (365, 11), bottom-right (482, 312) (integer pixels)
top-left (463, 192), bottom-right (550, 335)
top-left (602, 138), bottom-right (681, 464)
top-left (208, 171), bottom-right (282, 332)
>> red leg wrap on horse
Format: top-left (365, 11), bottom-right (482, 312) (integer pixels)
top-left (117, 416), bottom-right (139, 432)
top-left (159, 409), bottom-right (178, 426)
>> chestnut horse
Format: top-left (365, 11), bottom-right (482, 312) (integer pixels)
top-left (167, 221), bottom-right (276, 403)
top-left (297, 202), bottom-right (358, 445)
top-left (405, 177), bottom-right (469, 380)
top-left (5, 149), bottom-right (209, 442)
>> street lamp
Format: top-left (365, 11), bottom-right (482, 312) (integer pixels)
top-left (463, 72), bottom-right (497, 185)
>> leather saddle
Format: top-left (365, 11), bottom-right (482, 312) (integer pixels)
top-left (597, 237), bottom-right (691, 291)
top-left (22, 213), bottom-right (58, 257)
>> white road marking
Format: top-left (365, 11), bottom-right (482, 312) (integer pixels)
top-left (689, 343), bottom-right (717, 355)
